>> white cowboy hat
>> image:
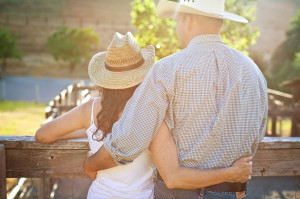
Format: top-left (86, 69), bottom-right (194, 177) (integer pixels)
top-left (88, 32), bottom-right (155, 89)
top-left (157, 0), bottom-right (248, 23)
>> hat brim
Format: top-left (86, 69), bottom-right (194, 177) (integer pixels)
top-left (157, 0), bottom-right (248, 23)
top-left (88, 45), bottom-right (155, 89)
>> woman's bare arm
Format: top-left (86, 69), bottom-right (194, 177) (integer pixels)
top-left (35, 100), bottom-right (92, 143)
top-left (57, 129), bottom-right (87, 140)
top-left (149, 121), bottom-right (252, 189)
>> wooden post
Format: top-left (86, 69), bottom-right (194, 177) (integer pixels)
top-left (0, 144), bottom-right (7, 199)
top-left (34, 178), bottom-right (45, 199)
top-left (67, 85), bottom-right (73, 105)
top-left (291, 103), bottom-right (300, 137)
top-left (73, 83), bottom-right (78, 106)
top-left (291, 116), bottom-right (298, 137)
top-left (278, 116), bottom-right (282, 136)
top-left (271, 115), bottom-right (277, 137)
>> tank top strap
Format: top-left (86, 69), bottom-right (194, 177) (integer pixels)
top-left (90, 97), bottom-right (100, 126)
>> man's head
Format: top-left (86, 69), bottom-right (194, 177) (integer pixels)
top-left (157, 0), bottom-right (248, 48)
top-left (175, 12), bottom-right (223, 48)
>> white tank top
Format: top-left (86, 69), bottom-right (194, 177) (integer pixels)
top-left (87, 98), bottom-right (156, 199)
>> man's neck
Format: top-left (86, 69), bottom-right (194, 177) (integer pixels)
top-left (183, 31), bottom-right (220, 48)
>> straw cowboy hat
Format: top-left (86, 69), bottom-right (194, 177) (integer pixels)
top-left (88, 32), bottom-right (155, 89)
top-left (157, 0), bottom-right (248, 23)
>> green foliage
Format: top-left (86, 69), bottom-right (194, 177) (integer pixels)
top-left (47, 26), bottom-right (101, 71)
top-left (131, 0), bottom-right (180, 60)
top-left (0, 26), bottom-right (22, 73)
top-left (269, 9), bottom-right (300, 91)
top-left (131, 0), bottom-right (259, 60)
top-left (273, 53), bottom-right (300, 89)
top-left (222, 0), bottom-right (260, 55)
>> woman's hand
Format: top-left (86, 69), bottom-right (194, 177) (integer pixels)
top-left (228, 156), bottom-right (253, 182)
top-left (84, 157), bottom-right (97, 180)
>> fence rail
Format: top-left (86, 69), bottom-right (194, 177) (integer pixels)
top-left (1, 136), bottom-right (300, 177)
top-left (1, 136), bottom-right (300, 198)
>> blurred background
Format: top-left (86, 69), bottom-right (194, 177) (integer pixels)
top-left (0, 0), bottom-right (300, 198)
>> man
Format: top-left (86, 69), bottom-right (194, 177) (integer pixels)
top-left (84, 0), bottom-right (268, 198)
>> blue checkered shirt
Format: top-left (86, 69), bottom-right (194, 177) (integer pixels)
top-left (104, 34), bottom-right (268, 169)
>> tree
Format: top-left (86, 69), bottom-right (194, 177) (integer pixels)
top-left (269, 9), bottom-right (300, 91)
top-left (47, 26), bottom-right (101, 72)
top-left (222, 0), bottom-right (260, 55)
top-left (131, 0), bottom-right (180, 61)
top-left (0, 26), bottom-right (22, 75)
top-left (131, 0), bottom-right (259, 60)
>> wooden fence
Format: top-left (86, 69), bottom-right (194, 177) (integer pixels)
top-left (267, 89), bottom-right (300, 137)
top-left (0, 136), bottom-right (300, 199)
top-left (45, 82), bottom-right (98, 123)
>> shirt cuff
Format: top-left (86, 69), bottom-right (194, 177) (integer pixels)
top-left (103, 134), bottom-right (133, 166)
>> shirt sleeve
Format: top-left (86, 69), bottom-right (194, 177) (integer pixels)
top-left (104, 61), bottom-right (174, 165)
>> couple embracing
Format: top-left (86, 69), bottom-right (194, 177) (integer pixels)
top-left (36, 0), bottom-right (268, 198)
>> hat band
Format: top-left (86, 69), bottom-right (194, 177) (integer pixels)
top-left (105, 58), bottom-right (145, 72)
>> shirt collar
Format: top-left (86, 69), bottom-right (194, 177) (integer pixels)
top-left (188, 34), bottom-right (224, 47)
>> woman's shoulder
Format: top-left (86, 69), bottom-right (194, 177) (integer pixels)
top-left (79, 97), bottom-right (102, 128)
top-left (84, 97), bottom-right (102, 110)
top-left (91, 97), bottom-right (102, 114)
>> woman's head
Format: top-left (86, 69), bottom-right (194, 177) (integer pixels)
top-left (88, 32), bottom-right (155, 89)
top-left (89, 32), bottom-right (155, 141)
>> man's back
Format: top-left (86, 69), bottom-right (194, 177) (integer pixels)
top-left (160, 34), bottom-right (268, 169)
top-left (103, 34), bottom-right (267, 171)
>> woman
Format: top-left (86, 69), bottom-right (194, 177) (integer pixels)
top-left (35, 32), bottom-right (252, 199)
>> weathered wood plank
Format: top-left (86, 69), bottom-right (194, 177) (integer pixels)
top-left (267, 89), bottom-right (293, 99)
top-left (252, 149), bottom-right (300, 176)
top-left (4, 148), bottom-right (300, 177)
top-left (1, 136), bottom-right (300, 178)
top-left (0, 144), bottom-right (7, 199)
top-left (6, 149), bottom-right (88, 178)
top-left (6, 171), bottom-right (87, 178)
top-left (268, 109), bottom-right (300, 117)
top-left (0, 136), bottom-right (89, 150)
top-left (259, 137), bottom-right (300, 149)
top-left (1, 136), bottom-right (300, 149)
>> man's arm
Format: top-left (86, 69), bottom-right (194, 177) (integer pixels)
top-left (149, 121), bottom-right (252, 189)
top-left (84, 62), bottom-right (174, 173)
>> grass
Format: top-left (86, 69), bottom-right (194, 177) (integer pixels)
top-left (0, 101), bottom-right (47, 136)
